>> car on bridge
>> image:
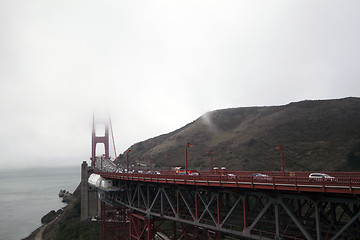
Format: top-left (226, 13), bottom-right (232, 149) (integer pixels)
top-left (174, 167), bottom-right (199, 175)
top-left (226, 173), bottom-right (236, 179)
top-left (146, 170), bottom-right (161, 175)
top-left (251, 173), bottom-right (272, 181)
top-left (176, 170), bottom-right (199, 175)
top-left (308, 173), bottom-right (335, 181)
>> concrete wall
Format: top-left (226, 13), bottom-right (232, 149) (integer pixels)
top-left (80, 161), bottom-right (100, 221)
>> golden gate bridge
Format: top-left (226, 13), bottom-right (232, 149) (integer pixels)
top-left (82, 118), bottom-right (360, 240)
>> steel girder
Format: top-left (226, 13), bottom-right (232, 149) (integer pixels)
top-left (99, 180), bottom-right (360, 240)
top-left (100, 200), bottom-right (128, 240)
top-left (129, 212), bottom-right (155, 240)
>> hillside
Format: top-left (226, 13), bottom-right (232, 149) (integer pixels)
top-left (117, 97), bottom-right (360, 172)
top-left (23, 185), bottom-right (100, 240)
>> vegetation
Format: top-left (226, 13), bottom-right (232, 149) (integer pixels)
top-left (50, 200), bottom-right (97, 240)
top-left (28, 188), bottom-right (99, 240)
top-left (41, 210), bottom-right (57, 224)
top-left (53, 193), bottom-right (100, 240)
top-left (24, 184), bottom-right (100, 240)
top-left (115, 97), bottom-right (360, 172)
top-left (347, 141), bottom-right (360, 169)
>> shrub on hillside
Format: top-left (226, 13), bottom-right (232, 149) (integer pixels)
top-left (347, 142), bottom-right (360, 169)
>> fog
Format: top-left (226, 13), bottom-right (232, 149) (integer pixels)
top-left (0, 0), bottom-right (359, 169)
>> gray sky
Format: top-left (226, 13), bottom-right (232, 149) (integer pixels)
top-left (1, 0), bottom-right (359, 169)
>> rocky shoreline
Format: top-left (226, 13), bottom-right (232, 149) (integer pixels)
top-left (22, 189), bottom-right (76, 240)
top-left (23, 185), bottom-right (100, 240)
top-left (58, 189), bottom-right (75, 204)
top-left (39, 190), bottom-right (74, 224)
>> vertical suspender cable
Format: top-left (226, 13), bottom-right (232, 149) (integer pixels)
top-left (109, 116), bottom-right (117, 161)
top-left (92, 113), bottom-right (96, 168)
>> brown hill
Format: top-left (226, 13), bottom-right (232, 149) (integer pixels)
top-left (117, 97), bottom-right (360, 172)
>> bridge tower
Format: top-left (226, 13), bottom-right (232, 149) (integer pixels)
top-left (81, 116), bottom-right (112, 221)
top-left (92, 116), bottom-right (110, 168)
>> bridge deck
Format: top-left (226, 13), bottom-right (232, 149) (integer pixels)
top-left (96, 170), bottom-right (360, 195)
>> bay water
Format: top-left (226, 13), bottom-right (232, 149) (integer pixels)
top-left (0, 166), bottom-right (80, 240)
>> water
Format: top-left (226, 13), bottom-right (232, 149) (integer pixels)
top-left (0, 166), bottom-right (80, 240)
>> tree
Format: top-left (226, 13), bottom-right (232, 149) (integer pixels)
top-left (347, 142), bottom-right (360, 169)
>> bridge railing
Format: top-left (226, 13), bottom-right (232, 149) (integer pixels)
top-left (157, 170), bottom-right (360, 178)
top-left (95, 170), bottom-right (360, 195)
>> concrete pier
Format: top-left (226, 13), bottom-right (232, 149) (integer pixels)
top-left (80, 161), bottom-right (100, 221)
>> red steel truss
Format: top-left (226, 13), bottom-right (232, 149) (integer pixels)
top-left (129, 212), bottom-right (154, 240)
top-left (96, 170), bottom-right (360, 195)
top-left (98, 179), bottom-right (360, 240)
top-left (100, 201), bottom-right (128, 240)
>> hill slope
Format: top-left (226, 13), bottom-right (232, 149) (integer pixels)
top-left (117, 97), bottom-right (360, 172)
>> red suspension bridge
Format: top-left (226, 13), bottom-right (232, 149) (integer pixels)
top-left (85, 119), bottom-right (360, 240)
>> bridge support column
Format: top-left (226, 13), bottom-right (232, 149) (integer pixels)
top-left (80, 161), bottom-right (89, 221)
top-left (173, 221), bottom-right (177, 239)
top-left (275, 203), bottom-right (280, 240)
top-left (129, 212), bottom-right (154, 240)
top-left (243, 195), bottom-right (248, 230)
top-left (100, 200), bottom-right (128, 240)
top-left (315, 202), bottom-right (321, 240)
top-left (80, 161), bottom-right (100, 221)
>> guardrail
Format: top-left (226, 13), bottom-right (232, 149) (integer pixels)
top-left (155, 170), bottom-right (360, 178)
top-left (94, 170), bottom-right (360, 195)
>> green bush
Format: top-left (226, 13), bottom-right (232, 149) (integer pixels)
top-left (347, 142), bottom-right (360, 169)
top-left (54, 199), bottom-right (100, 240)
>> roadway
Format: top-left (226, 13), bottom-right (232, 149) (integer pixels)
top-left (95, 170), bottom-right (360, 195)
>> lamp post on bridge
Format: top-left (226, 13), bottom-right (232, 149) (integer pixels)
top-left (101, 155), bottom-right (103, 170)
top-left (206, 151), bottom-right (213, 171)
top-left (185, 143), bottom-right (193, 175)
top-left (165, 154), bottom-right (170, 171)
top-left (276, 146), bottom-right (284, 176)
top-left (148, 156), bottom-right (153, 172)
top-left (126, 149), bottom-right (133, 173)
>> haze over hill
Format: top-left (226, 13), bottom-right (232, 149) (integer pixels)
top-left (117, 98), bottom-right (360, 172)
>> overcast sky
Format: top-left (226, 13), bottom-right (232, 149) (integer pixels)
top-left (0, 0), bottom-right (359, 169)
